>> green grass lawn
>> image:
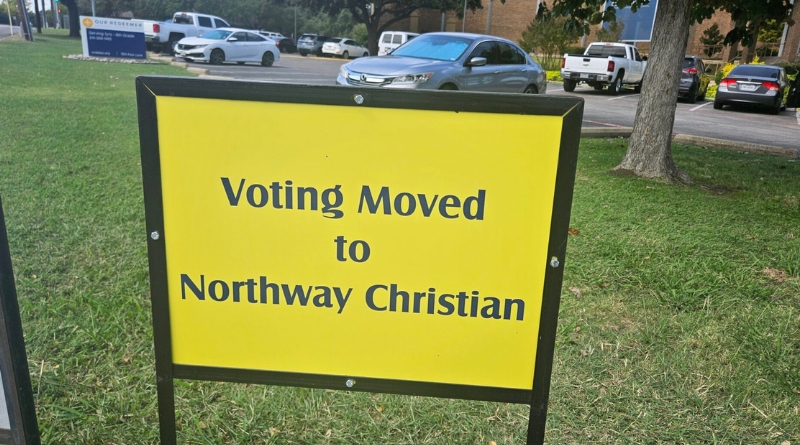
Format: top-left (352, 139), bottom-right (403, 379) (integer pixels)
top-left (1, 31), bottom-right (798, 444)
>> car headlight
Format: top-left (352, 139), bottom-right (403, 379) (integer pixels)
top-left (339, 65), bottom-right (350, 78)
top-left (392, 72), bottom-right (434, 84)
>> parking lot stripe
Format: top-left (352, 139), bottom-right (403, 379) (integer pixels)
top-left (607, 94), bottom-right (639, 101)
top-left (690, 102), bottom-right (712, 112)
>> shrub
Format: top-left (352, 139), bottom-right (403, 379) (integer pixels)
top-left (715, 62), bottom-right (736, 84)
top-left (546, 70), bottom-right (562, 81)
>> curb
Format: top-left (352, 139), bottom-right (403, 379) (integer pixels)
top-left (580, 127), bottom-right (799, 159)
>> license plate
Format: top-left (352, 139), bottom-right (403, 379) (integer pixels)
top-left (740, 84), bottom-right (757, 92)
top-left (580, 74), bottom-right (589, 79)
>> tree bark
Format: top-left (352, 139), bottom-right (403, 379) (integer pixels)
top-left (612, 0), bottom-right (694, 184)
top-left (62, 0), bottom-right (79, 37)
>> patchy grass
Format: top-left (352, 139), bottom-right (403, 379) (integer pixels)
top-left (1, 32), bottom-right (799, 444)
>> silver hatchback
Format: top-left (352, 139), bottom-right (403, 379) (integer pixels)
top-left (336, 32), bottom-right (546, 94)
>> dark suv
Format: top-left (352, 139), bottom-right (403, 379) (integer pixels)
top-left (297, 34), bottom-right (330, 56)
top-left (679, 56), bottom-right (710, 104)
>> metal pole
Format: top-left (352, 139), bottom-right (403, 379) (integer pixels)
top-left (54, 0), bottom-right (59, 28)
top-left (293, 7), bottom-right (296, 40)
top-left (91, 0), bottom-right (95, 17)
top-left (440, 10), bottom-right (445, 31)
top-left (41, 0), bottom-right (47, 28)
top-left (462, 0), bottom-right (467, 32)
top-left (6, 0), bottom-right (12, 36)
top-left (485, 0), bottom-right (493, 35)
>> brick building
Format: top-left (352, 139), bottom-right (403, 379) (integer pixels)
top-left (389, 1), bottom-right (800, 64)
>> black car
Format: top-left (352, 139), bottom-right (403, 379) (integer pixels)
top-left (273, 37), bottom-right (297, 54)
top-left (678, 56), bottom-right (710, 104)
top-left (714, 64), bottom-right (789, 114)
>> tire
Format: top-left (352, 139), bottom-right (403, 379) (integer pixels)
top-left (168, 37), bottom-right (181, 56)
top-left (713, 101), bottom-right (723, 110)
top-left (362, 52), bottom-right (369, 57)
top-left (523, 85), bottom-right (537, 94)
top-left (633, 82), bottom-right (642, 93)
top-left (609, 75), bottom-right (623, 95)
top-left (210, 49), bottom-right (225, 65)
top-left (687, 85), bottom-right (697, 104)
top-left (593, 84), bottom-right (604, 91)
top-left (316, 48), bottom-right (323, 57)
top-left (261, 51), bottom-right (275, 67)
top-left (300, 51), bottom-right (307, 57)
top-left (439, 83), bottom-right (458, 91)
top-left (563, 79), bottom-right (576, 92)
top-left (342, 51), bottom-right (349, 59)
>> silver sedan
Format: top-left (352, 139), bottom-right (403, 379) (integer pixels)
top-left (336, 32), bottom-right (546, 94)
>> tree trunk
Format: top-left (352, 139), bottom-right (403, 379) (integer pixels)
top-left (612, 0), bottom-right (694, 184)
top-left (64, 0), bottom-right (79, 37)
top-left (367, 19), bottom-right (379, 56)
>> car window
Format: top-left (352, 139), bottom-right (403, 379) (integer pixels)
top-left (469, 41), bottom-right (500, 64)
top-left (498, 42), bottom-right (525, 64)
top-left (391, 34), bottom-right (472, 61)
top-left (382, 34), bottom-right (393, 43)
top-left (197, 16), bottom-right (212, 27)
top-left (345, 40), bottom-right (356, 46)
top-left (392, 34), bottom-right (403, 44)
top-left (173, 14), bottom-right (193, 25)
top-left (730, 65), bottom-right (780, 78)
top-left (214, 19), bottom-right (228, 28)
top-left (587, 45), bottom-right (627, 57)
top-left (634, 48), bottom-right (642, 62)
top-left (230, 32), bottom-right (248, 42)
top-left (682, 58), bottom-right (696, 68)
top-left (247, 32), bottom-right (266, 42)
top-left (202, 30), bottom-right (232, 40)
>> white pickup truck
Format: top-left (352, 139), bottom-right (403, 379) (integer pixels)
top-left (145, 12), bottom-right (231, 54)
top-left (561, 42), bottom-right (646, 95)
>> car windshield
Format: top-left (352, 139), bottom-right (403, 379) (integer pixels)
top-left (729, 65), bottom-right (779, 79)
top-left (682, 59), bottom-right (695, 68)
top-left (202, 30), bottom-right (232, 40)
top-left (390, 35), bottom-right (472, 61)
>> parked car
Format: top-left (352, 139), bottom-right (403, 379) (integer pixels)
top-left (256, 32), bottom-right (295, 53)
top-left (561, 42), bottom-right (646, 94)
top-left (378, 31), bottom-right (419, 56)
top-left (713, 64), bottom-right (789, 114)
top-left (297, 34), bottom-right (330, 56)
top-left (337, 32), bottom-right (547, 94)
top-left (679, 56), bottom-right (711, 103)
top-left (322, 37), bottom-right (369, 59)
top-left (258, 30), bottom-right (284, 39)
top-left (174, 28), bottom-right (280, 67)
top-left (148, 12), bottom-right (231, 54)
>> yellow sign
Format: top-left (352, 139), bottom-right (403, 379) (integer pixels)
top-left (82, 17), bottom-right (93, 28)
top-left (155, 95), bottom-right (564, 390)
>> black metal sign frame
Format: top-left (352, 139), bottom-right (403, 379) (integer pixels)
top-left (136, 77), bottom-right (584, 445)
top-left (0, 198), bottom-right (41, 445)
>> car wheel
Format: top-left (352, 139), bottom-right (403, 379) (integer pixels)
top-left (168, 39), bottom-right (181, 56)
top-left (210, 49), bottom-right (225, 65)
top-left (523, 85), bottom-right (538, 94)
top-left (592, 84), bottom-right (604, 91)
top-left (687, 85), bottom-right (697, 104)
top-left (713, 101), bottom-right (723, 110)
top-left (261, 51), bottom-right (275, 67)
top-left (633, 82), bottom-right (642, 93)
top-left (342, 51), bottom-right (349, 59)
top-left (439, 83), bottom-right (458, 91)
top-left (609, 75), bottom-right (623, 95)
top-left (362, 52), bottom-right (369, 57)
top-left (300, 51), bottom-right (307, 57)
top-left (563, 79), bottom-right (576, 92)
top-left (316, 48), bottom-right (323, 56)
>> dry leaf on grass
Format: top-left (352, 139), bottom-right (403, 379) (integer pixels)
top-left (762, 267), bottom-right (788, 283)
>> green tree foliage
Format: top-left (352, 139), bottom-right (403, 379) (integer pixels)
top-left (302, 9), bottom-right (356, 36)
top-left (596, 21), bottom-right (625, 42)
top-left (518, 3), bottom-right (581, 71)
top-left (758, 19), bottom-right (784, 43)
top-left (700, 23), bottom-right (724, 57)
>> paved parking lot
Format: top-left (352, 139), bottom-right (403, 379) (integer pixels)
top-left (176, 53), bottom-right (800, 152)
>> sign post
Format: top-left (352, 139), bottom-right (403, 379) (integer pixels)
top-left (136, 77), bottom-right (583, 444)
top-left (0, 198), bottom-right (41, 445)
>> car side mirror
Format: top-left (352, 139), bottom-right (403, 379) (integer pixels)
top-left (229, 37), bottom-right (238, 42)
top-left (466, 57), bottom-right (487, 67)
